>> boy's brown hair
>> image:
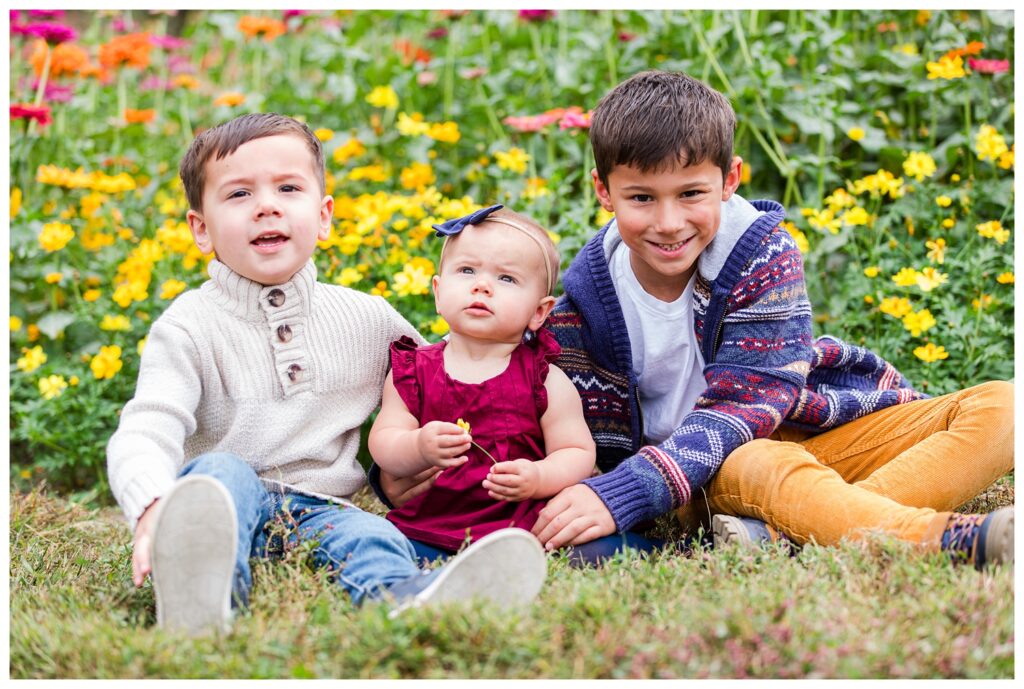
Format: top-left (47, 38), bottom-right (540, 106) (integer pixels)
top-left (179, 112), bottom-right (326, 211)
top-left (589, 70), bottom-right (736, 186)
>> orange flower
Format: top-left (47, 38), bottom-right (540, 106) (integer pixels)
top-left (213, 91), bottom-right (245, 107)
top-left (31, 40), bottom-right (90, 78)
top-left (124, 108), bottom-right (156, 124)
top-left (99, 32), bottom-right (153, 70)
top-left (172, 74), bottom-right (199, 90)
top-left (394, 38), bottom-right (432, 66)
top-left (238, 16), bottom-right (287, 41)
top-left (945, 41), bottom-right (985, 60)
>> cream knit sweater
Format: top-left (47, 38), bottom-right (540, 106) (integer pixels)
top-left (106, 259), bottom-right (423, 528)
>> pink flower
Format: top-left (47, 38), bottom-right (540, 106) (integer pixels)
top-left (11, 103), bottom-right (52, 126)
top-left (168, 55), bottom-right (196, 74)
top-left (968, 57), bottom-right (1010, 74)
top-left (150, 34), bottom-right (189, 50)
top-left (21, 22), bottom-right (76, 44)
top-left (459, 66), bottom-right (488, 80)
top-left (283, 10), bottom-right (308, 19)
top-left (427, 26), bottom-right (449, 40)
top-left (504, 110), bottom-right (564, 132)
top-left (619, 31), bottom-right (636, 42)
top-left (519, 10), bottom-right (555, 22)
top-left (28, 10), bottom-right (64, 19)
top-left (31, 80), bottom-right (73, 103)
top-left (559, 109), bottom-right (592, 130)
top-left (416, 71), bottom-right (438, 86)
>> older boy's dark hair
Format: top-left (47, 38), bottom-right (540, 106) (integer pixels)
top-left (589, 70), bottom-right (736, 186)
top-left (179, 112), bottom-right (325, 211)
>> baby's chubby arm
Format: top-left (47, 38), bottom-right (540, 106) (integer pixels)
top-left (368, 371), bottom-right (472, 477)
top-left (484, 364), bottom-right (596, 501)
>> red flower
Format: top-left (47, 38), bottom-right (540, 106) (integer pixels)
top-left (968, 58), bottom-right (1010, 74)
top-left (519, 10), bottom-right (555, 22)
top-left (11, 103), bottom-right (52, 126)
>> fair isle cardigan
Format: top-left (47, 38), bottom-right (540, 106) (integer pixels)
top-left (547, 199), bottom-right (925, 532)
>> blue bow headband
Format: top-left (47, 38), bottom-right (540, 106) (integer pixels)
top-left (432, 204), bottom-right (504, 237)
top-left (432, 203), bottom-right (556, 295)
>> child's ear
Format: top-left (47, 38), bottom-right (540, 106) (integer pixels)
top-left (721, 156), bottom-right (743, 201)
top-left (529, 295), bottom-right (557, 332)
top-left (431, 273), bottom-right (442, 311)
top-left (591, 169), bottom-right (615, 212)
top-left (318, 195), bottom-right (334, 241)
top-left (187, 209), bottom-right (214, 255)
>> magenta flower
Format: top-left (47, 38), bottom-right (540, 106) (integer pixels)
top-left (22, 22), bottom-right (77, 45)
top-left (519, 10), bottom-right (555, 22)
top-left (968, 57), bottom-right (1010, 74)
top-left (31, 81), bottom-right (74, 103)
top-left (168, 55), bottom-right (196, 74)
top-left (427, 26), bottom-right (449, 40)
top-left (559, 110), bottom-right (592, 130)
top-left (11, 103), bottom-right (52, 126)
top-left (619, 31), bottom-right (636, 42)
top-left (283, 10), bottom-right (308, 19)
top-left (28, 10), bottom-right (64, 19)
top-left (150, 34), bottom-right (189, 50)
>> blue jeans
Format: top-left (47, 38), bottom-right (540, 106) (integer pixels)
top-left (409, 531), bottom-right (664, 567)
top-left (179, 453), bottom-right (419, 607)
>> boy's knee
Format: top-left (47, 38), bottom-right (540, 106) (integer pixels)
top-left (180, 452), bottom-right (260, 490)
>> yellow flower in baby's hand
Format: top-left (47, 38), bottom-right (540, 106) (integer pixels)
top-left (456, 418), bottom-right (471, 433)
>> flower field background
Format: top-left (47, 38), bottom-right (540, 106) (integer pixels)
top-left (9, 9), bottom-right (1015, 499)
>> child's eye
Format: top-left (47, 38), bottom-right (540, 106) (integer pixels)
top-left (280, 184), bottom-right (299, 192)
top-left (457, 266), bottom-right (475, 275)
top-left (631, 194), bottom-right (653, 203)
top-left (681, 189), bottom-right (704, 199)
top-left (228, 190), bottom-right (249, 199)
top-left (498, 274), bottom-right (517, 284)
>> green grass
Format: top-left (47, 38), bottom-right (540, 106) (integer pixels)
top-left (9, 478), bottom-right (1014, 679)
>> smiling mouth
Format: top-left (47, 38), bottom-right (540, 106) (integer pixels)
top-left (251, 232), bottom-right (289, 247)
top-left (650, 237), bottom-right (691, 252)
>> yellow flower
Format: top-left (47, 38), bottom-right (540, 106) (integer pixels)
top-left (915, 267), bottom-right (947, 292)
top-left (863, 266), bottom-right (880, 278)
top-left (370, 280), bottom-right (393, 299)
top-left (941, 218), bottom-right (956, 229)
top-left (10, 186), bottom-right (21, 218)
top-left (596, 208), bottom-right (615, 226)
top-left (38, 375), bottom-right (68, 400)
top-left (17, 345), bottom-right (47, 372)
top-left (348, 164), bottom-right (389, 183)
top-left (314, 128), bottom-right (334, 142)
top-left (925, 238), bottom-right (947, 264)
top-left (894, 43), bottom-right (918, 56)
top-left (998, 147), bottom-right (1014, 170)
top-left (805, 208), bottom-right (841, 234)
top-left (392, 263), bottom-right (432, 297)
top-left (332, 138), bottom-right (366, 166)
top-left (976, 220), bottom-right (1010, 245)
top-left (426, 121), bottom-right (460, 144)
top-left (891, 267), bottom-right (920, 287)
top-left (972, 294), bottom-right (994, 311)
top-left (159, 279), bottom-right (187, 300)
top-left (783, 222), bottom-right (809, 253)
top-left (335, 267), bottom-right (362, 286)
top-left (902, 151), bottom-right (937, 181)
top-left (975, 125), bottom-right (1009, 163)
top-left (430, 316), bottom-right (449, 337)
top-left (10, 316), bottom-right (23, 331)
top-left (44, 272), bottom-right (63, 284)
top-left (397, 112), bottom-right (431, 137)
top-left (824, 188), bottom-right (856, 210)
top-left (90, 345), bottom-right (123, 380)
top-left (914, 343), bottom-right (949, 363)
top-left (38, 222), bottom-right (76, 252)
top-left (847, 127), bottom-right (865, 141)
top-left (100, 314), bottom-right (131, 331)
top-left (456, 418), bottom-right (471, 433)
top-left (996, 272), bottom-right (1014, 284)
top-left (366, 85), bottom-right (399, 109)
top-left (935, 195), bottom-right (952, 208)
top-left (400, 162), bottom-right (436, 190)
top-left (863, 295), bottom-right (875, 305)
top-left (842, 207), bottom-right (869, 226)
top-left (523, 177), bottom-right (551, 200)
top-left (27, 324), bottom-right (40, 342)
top-left (902, 309), bottom-right (936, 336)
top-left (69, 375), bottom-right (79, 386)
top-left (495, 148), bottom-right (530, 174)
top-left (879, 296), bottom-right (913, 319)
top-left (213, 91), bottom-right (246, 107)
top-left (926, 54), bottom-right (966, 80)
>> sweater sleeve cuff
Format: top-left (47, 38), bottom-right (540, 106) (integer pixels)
top-left (118, 469), bottom-right (176, 531)
top-left (582, 454), bottom-right (675, 533)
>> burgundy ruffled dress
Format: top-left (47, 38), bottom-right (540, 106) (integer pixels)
top-left (385, 329), bottom-right (561, 551)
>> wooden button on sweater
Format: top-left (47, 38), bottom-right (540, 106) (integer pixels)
top-left (267, 289), bottom-right (286, 307)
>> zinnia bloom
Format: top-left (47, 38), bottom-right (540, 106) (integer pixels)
top-left (238, 16), bottom-right (287, 41)
top-left (124, 108), bottom-right (156, 124)
top-left (519, 10), bottom-right (555, 22)
top-left (975, 124), bottom-right (1009, 162)
top-left (213, 91), bottom-right (245, 107)
top-left (31, 41), bottom-right (90, 78)
top-left (10, 103), bottom-right (52, 127)
top-left (99, 32), bottom-right (153, 70)
top-left (926, 54), bottom-right (966, 80)
top-left (22, 21), bottom-right (77, 45)
top-left (968, 58), bottom-right (1010, 74)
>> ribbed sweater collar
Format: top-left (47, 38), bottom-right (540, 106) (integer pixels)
top-left (201, 259), bottom-right (317, 322)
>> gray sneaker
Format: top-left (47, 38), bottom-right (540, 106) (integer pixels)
top-left (386, 528), bottom-right (547, 618)
top-left (150, 475), bottom-right (238, 635)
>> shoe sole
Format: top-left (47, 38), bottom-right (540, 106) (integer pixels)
top-left (980, 507), bottom-right (1014, 569)
top-left (151, 475), bottom-right (237, 635)
top-left (712, 514), bottom-right (756, 549)
top-left (395, 528), bottom-right (547, 616)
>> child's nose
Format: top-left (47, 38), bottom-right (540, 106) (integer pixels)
top-left (254, 193), bottom-right (282, 218)
top-left (471, 277), bottom-right (492, 294)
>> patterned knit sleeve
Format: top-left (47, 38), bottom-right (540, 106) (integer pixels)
top-left (583, 228), bottom-right (814, 530)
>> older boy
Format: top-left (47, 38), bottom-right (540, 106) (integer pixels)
top-left (107, 113), bottom-right (546, 635)
top-left (380, 71), bottom-right (1013, 570)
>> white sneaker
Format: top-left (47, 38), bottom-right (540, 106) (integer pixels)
top-left (150, 475), bottom-right (238, 635)
top-left (387, 528), bottom-right (547, 618)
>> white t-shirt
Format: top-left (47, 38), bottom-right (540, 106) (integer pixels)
top-left (610, 244), bottom-right (707, 445)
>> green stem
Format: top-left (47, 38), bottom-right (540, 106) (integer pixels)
top-left (475, 80), bottom-right (506, 143)
top-left (602, 11), bottom-right (618, 89)
top-left (27, 45), bottom-right (52, 137)
top-left (443, 27), bottom-right (455, 120)
top-left (471, 441), bottom-right (498, 464)
top-left (963, 90), bottom-right (974, 180)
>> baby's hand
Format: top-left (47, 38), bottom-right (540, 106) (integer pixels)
top-left (483, 459), bottom-right (539, 502)
top-left (416, 420), bottom-right (471, 469)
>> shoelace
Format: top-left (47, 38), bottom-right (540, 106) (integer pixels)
top-left (941, 513), bottom-right (986, 565)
